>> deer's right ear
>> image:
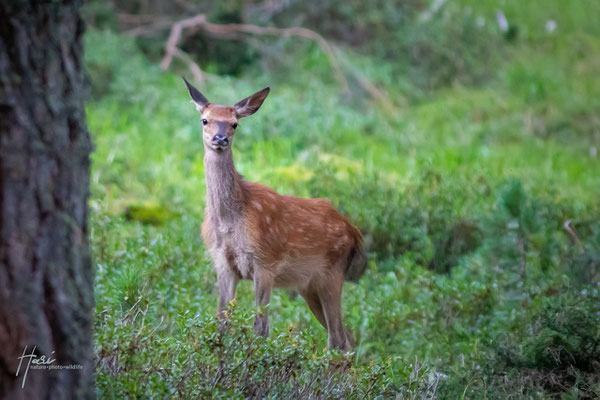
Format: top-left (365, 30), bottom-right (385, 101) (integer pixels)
top-left (182, 76), bottom-right (210, 112)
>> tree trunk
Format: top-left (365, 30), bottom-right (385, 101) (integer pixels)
top-left (0, 1), bottom-right (94, 398)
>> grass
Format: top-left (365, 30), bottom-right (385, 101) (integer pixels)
top-left (87, 0), bottom-right (600, 397)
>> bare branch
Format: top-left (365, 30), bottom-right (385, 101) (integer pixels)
top-left (159, 14), bottom-right (349, 90)
top-left (564, 219), bottom-right (584, 253)
top-left (202, 21), bottom-right (349, 90)
top-left (160, 14), bottom-right (207, 70)
top-left (174, 47), bottom-right (205, 83)
top-left (133, 13), bottom-right (395, 109)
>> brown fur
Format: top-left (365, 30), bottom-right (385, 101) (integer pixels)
top-left (184, 78), bottom-right (365, 350)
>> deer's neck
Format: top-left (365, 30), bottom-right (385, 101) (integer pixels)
top-left (204, 150), bottom-right (246, 223)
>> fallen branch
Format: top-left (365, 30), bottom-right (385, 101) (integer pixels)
top-left (159, 14), bottom-right (349, 91)
top-left (124, 13), bottom-right (395, 109)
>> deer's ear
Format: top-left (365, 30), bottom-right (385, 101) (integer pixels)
top-left (234, 87), bottom-right (270, 118)
top-left (182, 76), bottom-right (210, 112)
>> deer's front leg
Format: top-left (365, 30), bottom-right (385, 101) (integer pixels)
top-left (216, 262), bottom-right (239, 318)
top-left (253, 270), bottom-right (272, 337)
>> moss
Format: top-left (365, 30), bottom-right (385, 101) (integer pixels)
top-left (124, 204), bottom-right (173, 226)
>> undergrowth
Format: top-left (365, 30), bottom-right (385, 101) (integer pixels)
top-left (87, 0), bottom-right (600, 397)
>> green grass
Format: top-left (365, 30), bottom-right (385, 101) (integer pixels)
top-left (88, 1), bottom-right (600, 397)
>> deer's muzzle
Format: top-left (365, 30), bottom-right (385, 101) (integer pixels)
top-left (212, 134), bottom-right (229, 147)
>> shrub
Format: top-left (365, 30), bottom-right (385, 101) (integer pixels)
top-left (95, 303), bottom-right (428, 398)
top-left (444, 293), bottom-right (600, 398)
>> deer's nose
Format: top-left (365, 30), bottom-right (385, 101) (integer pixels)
top-left (212, 134), bottom-right (229, 146)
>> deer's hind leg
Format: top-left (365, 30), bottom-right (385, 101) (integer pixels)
top-left (315, 269), bottom-right (353, 351)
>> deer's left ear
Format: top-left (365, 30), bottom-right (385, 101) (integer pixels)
top-left (182, 76), bottom-right (210, 112)
top-left (234, 87), bottom-right (270, 118)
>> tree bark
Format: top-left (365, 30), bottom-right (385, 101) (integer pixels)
top-left (0, 1), bottom-right (94, 398)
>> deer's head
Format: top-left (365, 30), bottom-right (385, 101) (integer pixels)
top-left (183, 77), bottom-right (270, 153)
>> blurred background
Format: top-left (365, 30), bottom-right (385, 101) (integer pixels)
top-left (87, 0), bottom-right (600, 397)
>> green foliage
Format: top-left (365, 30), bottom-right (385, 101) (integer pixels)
top-left (124, 203), bottom-right (174, 225)
top-left (96, 302), bottom-right (406, 398)
top-left (443, 293), bottom-right (600, 398)
top-left (85, 1), bottom-right (600, 397)
top-left (503, 294), bottom-right (600, 374)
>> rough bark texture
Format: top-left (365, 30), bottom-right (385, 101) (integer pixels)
top-left (0, 1), bottom-right (94, 398)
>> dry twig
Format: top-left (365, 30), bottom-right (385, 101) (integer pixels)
top-left (563, 220), bottom-right (584, 253)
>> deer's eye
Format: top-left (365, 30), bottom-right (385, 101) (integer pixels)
top-left (232, 123), bottom-right (238, 129)
top-left (202, 119), bottom-right (208, 125)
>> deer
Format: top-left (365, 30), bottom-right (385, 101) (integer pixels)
top-left (183, 77), bottom-right (366, 351)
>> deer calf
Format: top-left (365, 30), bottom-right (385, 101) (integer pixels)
top-left (183, 78), bottom-right (366, 350)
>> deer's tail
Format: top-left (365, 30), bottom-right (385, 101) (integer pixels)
top-left (344, 224), bottom-right (367, 282)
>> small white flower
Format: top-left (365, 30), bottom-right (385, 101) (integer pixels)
top-left (496, 10), bottom-right (509, 32)
top-left (546, 20), bottom-right (557, 33)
